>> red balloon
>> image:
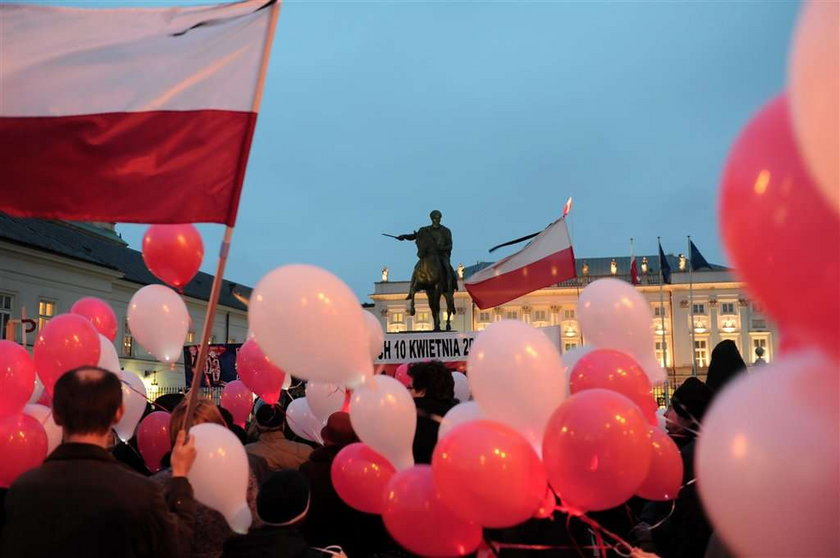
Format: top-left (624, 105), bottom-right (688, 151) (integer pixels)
top-left (0, 413), bottom-right (48, 487)
top-left (720, 95), bottom-right (840, 361)
top-left (236, 340), bottom-right (286, 405)
top-left (432, 420), bottom-right (548, 528)
top-left (70, 297), bottom-right (118, 342)
top-left (570, 349), bottom-right (658, 425)
top-left (394, 363), bottom-right (411, 387)
top-left (636, 426), bottom-right (683, 501)
top-left (137, 411), bottom-right (172, 473)
top-left (542, 389), bottom-right (652, 512)
top-left (142, 224), bottom-right (204, 289)
top-left (221, 380), bottom-right (252, 427)
top-left (382, 465), bottom-right (483, 557)
top-left (332, 443), bottom-right (396, 514)
top-left (0, 341), bottom-right (36, 416)
top-left (533, 487), bottom-right (557, 519)
top-left (33, 314), bottom-right (101, 396)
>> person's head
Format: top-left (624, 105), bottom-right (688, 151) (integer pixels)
top-left (257, 470), bottom-right (311, 527)
top-left (53, 366), bottom-right (124, 436)
top-left (429, 210), bottom-right (442, 227)
top-left (706, 340), bottom-right (747, 396)
top-left (168, 398), bottom-right (225, 446)
top-left (255, 403), bottom-right (286, 432)
top-left (666, 377), bottom-right (712, 437)
top-left (407, 360), bottom-right (454, 400)
top-left (320, 412), bottom-right (358, 447)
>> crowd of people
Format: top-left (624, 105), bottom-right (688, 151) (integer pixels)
top-left (0, 346), bottom-right (749, 557)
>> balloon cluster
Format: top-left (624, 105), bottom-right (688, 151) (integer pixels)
top-left (695, 4), bottom-right (840, 555)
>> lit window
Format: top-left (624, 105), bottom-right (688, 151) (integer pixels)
top-left (563, 309), bottom-right (575, 320)
top-left (505, 311), bottom-right (518, 320)
top-left (692, 304), bottom-right (705, 315)
top-left (533, 310), bottom-right (548, 322)
top-left (38, 300), bottom-right (56, 331)
top-left (564, 342), bottom-right (578, 352)
top-left (416, 312), bottom-right (429, 323)
top-left (227, 337), bottom-right (236, 344)
top-left (478, 311), bottom-right (492, 323)
top-left (122, 320), bottom-right (133, 357)
top-left (655, 340), bottom-right (670, 367)
top-left (0, 294), bottom-right (12, 340)
top-left (694, 339), bottom-right (708, 369)
top-left (721, 302), bottom-right (736, 315)
top-left (752, 337), bottom-right (770, 363)
top-left (186, 331), bottom-right (195, 344)
top-left (390, 312), bottom-right (404, 324)
top-left (653, 306), bottom-right (666, 317)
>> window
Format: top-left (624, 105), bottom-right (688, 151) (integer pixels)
top-left (416, 312), bottom-right (429, 323)
top-left (721, 302), bottom-right (736, 315)
top-left (653, 306), bottom-right (667, 317)
top-left (227, 337), bottom-right (236, 344)
top-left (564, 342), bottom-right (578, 352)
top-left (0, 294), bottom-right (12, 340)
top-left (751, 318), bottom-right (767, 330)
top-left (505, 311), bottom-right (518, 320)
top-left (38, 299), bottom-right (56, 331)
top-left (122, 320), bottom-right (133, 357)
top-left (390, 312), bottom-right (404, 324)
top-left (752, 337), bottom-right (770, 363)
top-left (694, 339), bottom-right (708, 369)
top-left (186, 331), bottom-right (195, 344)
top-left (533, 310), bottom-right (548, 322)
top-left (563, 309), bottom-right (575, 320)
top-left (692, 304), bottom-right (705, 315)
top-left (655, 340), bottom-right (670, 367)
top-left (478, 311), bottom-right (492, 323)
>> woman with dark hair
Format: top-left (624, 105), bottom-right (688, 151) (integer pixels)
top-left (705, 340), bottom-right (747, 396)
top-left (407, 360), bottom-right (458, 464)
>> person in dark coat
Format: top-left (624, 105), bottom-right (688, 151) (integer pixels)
top-left (222, 470), bottom-right (336, 558)
top-left (407, 360), bottom-right (458, 464)
top-left (633, 377), bottom-right (713, 558)
top-left (1, 366), bottom-right (197, 558)
top-left (704, 340), bottom-right (746, 396)
top-left (299, 412), bottom-right (394, 556)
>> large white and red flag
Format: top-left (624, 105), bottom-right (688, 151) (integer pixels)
top-left (465, 216), bottom-right (576, 310)
top-left (0, 0), bottom-right (278, 225)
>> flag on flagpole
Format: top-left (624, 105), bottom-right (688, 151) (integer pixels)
top-left (658, 240), bottom-right (672, 284)
top-left (0, 0), bottom-right (279, 226)
top-left (689, 239), bottom-right (712, 270)
top-left (630, 239), bottom-right (640, 285)
top-left (562, 197), bottom-right (573, 218)
top-left (465, 216), bottom-right (576, 309)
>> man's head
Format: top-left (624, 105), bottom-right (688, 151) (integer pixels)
top-left (257, 469), bottom-right (311, 527)
top-left (255, 403), bottom-right (286, 432)
top-left (429, 210), bottom-right (442, 227)
top-left (407, 360), bottom-right (455, 401)
top-left (666, 377), bottom-right (712, 437)
top-left (52, 366), bottom-right (124, 436)
top-left (320, 412), bottom-right (358, 447)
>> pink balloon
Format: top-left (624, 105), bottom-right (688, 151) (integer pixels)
top-left (221, 380), bottom-right (252, 428)
top-left (720, 95), bottom-right (840, 361)
top-left (33, 314), bottom-right (101, 396)
top-left (137, 411), bottom-right (171, 473)
top-left (533, 487), bottom-right (557, 519)
top-left (331, 443), bottom-right (396, 514)
top-left (142, 224), bottom-right (204, 289)
top-left (382, 465), bottom-right (483, 557)
top-left (542, 389), bottom-right (652, 512)
top-left (570, 349), bottom-right (658, 426)
top-left (394, 363), bottom-right (411, 387)
top-left (0, 340), bottom-right (36, 416)
top-left (236, 340), bottom-right (285, 405)
top-left (0, 413), bottom-right (47, 487)
top-left (636, 426), bottom-right (683, 501)
top-left (70, 297), bottom-right (118, 342)
top-left (432, 420), bottom-right (548, 528)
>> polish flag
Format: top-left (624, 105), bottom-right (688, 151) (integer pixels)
top-left (630, 253), bottom-right (640, 285)
top-left (465, 216), bottom-right (576, 310)
top-left (0, 0), bottom-right (279, 226)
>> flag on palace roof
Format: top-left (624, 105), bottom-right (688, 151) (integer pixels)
top-left (630, 242), bottom-right (640, 286)
top-left (0, 0), bottom-right (278, 226)
top-left (658, 240), bottom-right (672, 284)
top-left (689, 239), bottom-right (713, 271)
top-left (464, 215), bottom-right (576, 309)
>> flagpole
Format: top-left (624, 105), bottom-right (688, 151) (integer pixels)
top-left (688, 235), bottom-right (697, 377)
top-left (183, 2), bottom-right (281, 431)
top-left (657, 237), bottom-right (670, 407)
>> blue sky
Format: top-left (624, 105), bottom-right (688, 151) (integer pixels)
top-left (97, 0), bottom-right (798, 300)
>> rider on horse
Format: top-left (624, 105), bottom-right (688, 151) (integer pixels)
top-left (397, 210), bottom-right (458, 303)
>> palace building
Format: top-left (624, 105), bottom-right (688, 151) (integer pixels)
top-left (370, 255), bottom-right (778, 386)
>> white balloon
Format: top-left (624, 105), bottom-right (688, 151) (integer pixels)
top-left (305, 382), bottom-right (346, 422)
top-left (114, 371), bottom-right (147, 442)
top-left (285, 397), bottom-right (324, 445)
top-left (127, 284), bottom-right (189, 363)
top-left (97, 334), bottom-right (121, 374)
top-left (23, 403), bottom-right (62, 454)
top-left (282, 373), bottom-right (292, 391)
top-left (451, 372), bottom-right (470, 402)
top-left (578, 278), bottom-right (665, 385)
top-left (439, 401), bottom-right (483, 440)
top-left (27, 376), bottom-right (44, 404)
top-left (249, 265), bottom-right (373, 387)
top-left (188, 423), bottom-right (252, 534)
top-left (362, 311), bottom-right (385, 361)
top-left (697, 350), bottom-right (839, 557)
top-left (467, 320), bottom-right (566, 451)
top-left (350, 375), bottom-right (416, 471)
top-left (790, 0), bottom-right (839, 213)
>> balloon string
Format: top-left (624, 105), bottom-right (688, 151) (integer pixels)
top-left (554, 505), bottom-right (635, 557)
top-left (662, 414), bottom-right (702, 437)
top-left (120, 380), bottom-right (172, 413)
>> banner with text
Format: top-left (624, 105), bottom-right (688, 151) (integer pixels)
top-left (375, 326), bottom-right (560, 364)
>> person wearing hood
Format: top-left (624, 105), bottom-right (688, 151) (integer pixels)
top-left (407, 360), bottom-right (458, 464)
top-left (705, 340), bottom-right (746, 396)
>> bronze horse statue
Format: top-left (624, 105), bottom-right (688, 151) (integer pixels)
top-left (407, 227), bottom-right (456, 331)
